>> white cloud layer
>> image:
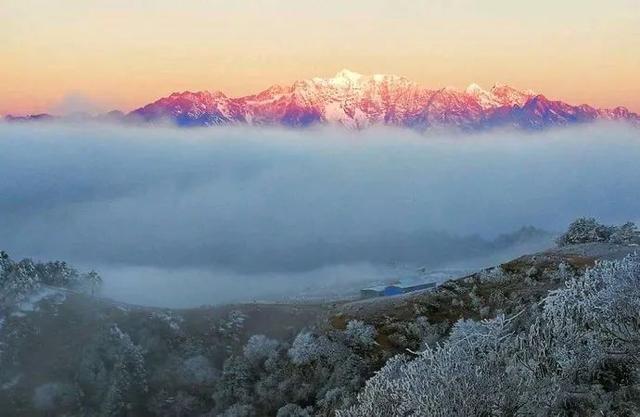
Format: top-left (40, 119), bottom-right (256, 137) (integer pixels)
top-left (1, 122), bottom-right (638, 306)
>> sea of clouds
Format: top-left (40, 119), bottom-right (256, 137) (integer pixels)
top-left (1, 122), bottom-right (639, 306)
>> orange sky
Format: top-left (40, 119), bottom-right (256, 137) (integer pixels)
top-left (2, 0), bottom-right (639, 115)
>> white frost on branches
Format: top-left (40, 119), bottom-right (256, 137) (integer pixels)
top-left (556, 218), bottom-right (639, 246)
top-left (243, 334), bottom-right (279, 365)
top-left (339, 254), bottom-right (640, 416)
top-left (344, 320), bottom-right (378, 350)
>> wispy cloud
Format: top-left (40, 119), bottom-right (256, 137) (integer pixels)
top-left (47, 92), bottom-right (112, 116)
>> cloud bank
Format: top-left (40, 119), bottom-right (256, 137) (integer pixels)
top-left (1, 122), bottom-right (638, 306)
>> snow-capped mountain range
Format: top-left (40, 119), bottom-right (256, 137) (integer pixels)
top-left (6, 70), bottom-right (639, 130)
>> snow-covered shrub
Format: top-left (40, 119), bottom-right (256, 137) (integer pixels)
top-left (217, 310), bottom-right (248, 353)
top-left (468, 285), bottom-right (482, 310)
top-left (478, 266), bottom-right (507, 282)
top-left (80, 270), bottom-right (103, 295)
top-left (609, 222), bottom-right (640, 244)
top-left (386, 316), bottom-right (444, 351)
top-left (544, 253), bottom-right (640, 363)
top-left (409, 316), bottom-right (444, 348)
top-left (0, 258), bottom-right (41, 304)
top-left (344, 320), bottom-right (378, 350)
top-left (76, 324), bottom-right (147, 417)
top-left (0, 251), bottom-right (103, 305)
top-left (179, 355), bottom-right (219, 385)
top-left (212, 356), bottom-right (254, 409)
top-left (0, 251), bottom-right (11, 273)
top-left (550, 261), bottom-right (574, 283)
top-left (101, 326), bottom-right (148, 416)
top-left (288, 332), bottom-right (334, 366)
top-left (224, 310), bottom-right (247, 330)
top-left (557, 217), bottom-right (616, 246)
top-left (35, 261), bottom-right (79, 287)
top-left (213, 326), bottom-right (360, 415)
top-left (338, 315), bottom-right (528, 417)
top-left (534, 254), bottom-right (640, 413)
top-left (252, 359), bottom-right (296, 407)
top-left (243, 334), bottom-right (279, 365)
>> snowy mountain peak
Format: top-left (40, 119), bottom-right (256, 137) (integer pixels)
top-left (490, 84), bottom-right (535, 107)
top-left (464, 83), bottom-right (503, 109)
top-left (465, 83), bottom-right (486, 94)
top-left (124, 71), bottom-right (639, 130)
top-left (334, 69), bottom-right (363, 82)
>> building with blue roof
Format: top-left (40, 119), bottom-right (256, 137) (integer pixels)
top-left (360, 277), bottom-right (437, 299)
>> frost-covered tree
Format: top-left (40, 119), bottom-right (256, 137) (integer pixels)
top-left (216, 310), bottom-right (248, 353)
top-left (556, 217), bottom-right (637, 246)
top-left (179, 355), bottom-right (218, 385)
top-left (532, 254), bottom-right (640, 413)
top-left (83, 270), bottom-right (103, 296)
top-left (211, 356), bottom-right (254, 410)
top-left (0, 258), bottom-right (40, 304)
top-left (100, 325), bottom-right (148, 416)
top-left (35, 261), bottom-right (79, 287)
top-left (543, 254), bottom-right (640, 366)
top-left (218, 310), bottom-right (247, 335)
top-left (243, 334), bottom-right (279, 366)
top-left (609, 221), bottom-right (640, 244)
top-left (339, 314), bottom-right (556, 417)
top-left (209, 326), bottom-right (371, 415)
top-left (477, 266), bottom-right (507, 283)
top-left (556, 217), bottom-right (614, 246)
top-left (288, 332), bottom-right (322, 365)
top-left (77, 324), bottom-right (147, 416)
top-left (287, 332), bottom-right (340, 366)
top-left (0, 251), bottom-right (11, 273)
top-left (344, 320), bottom-right (378, 350)
top-left (0, 251), bottom-right (103, 305)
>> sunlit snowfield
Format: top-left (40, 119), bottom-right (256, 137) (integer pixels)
top-left (1, 122), bottom-right (639, 306)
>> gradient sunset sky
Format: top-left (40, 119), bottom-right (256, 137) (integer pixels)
top-left (2, 0), bottom-right (639, 116)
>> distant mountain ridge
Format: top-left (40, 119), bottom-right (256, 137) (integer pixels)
top-left (5, 70), bottom-right (639, 131)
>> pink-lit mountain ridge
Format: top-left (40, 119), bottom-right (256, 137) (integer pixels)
top-left (7, 70), bottom-right (639, 130)
top-left (129, 70), bottom-right (638, 130)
